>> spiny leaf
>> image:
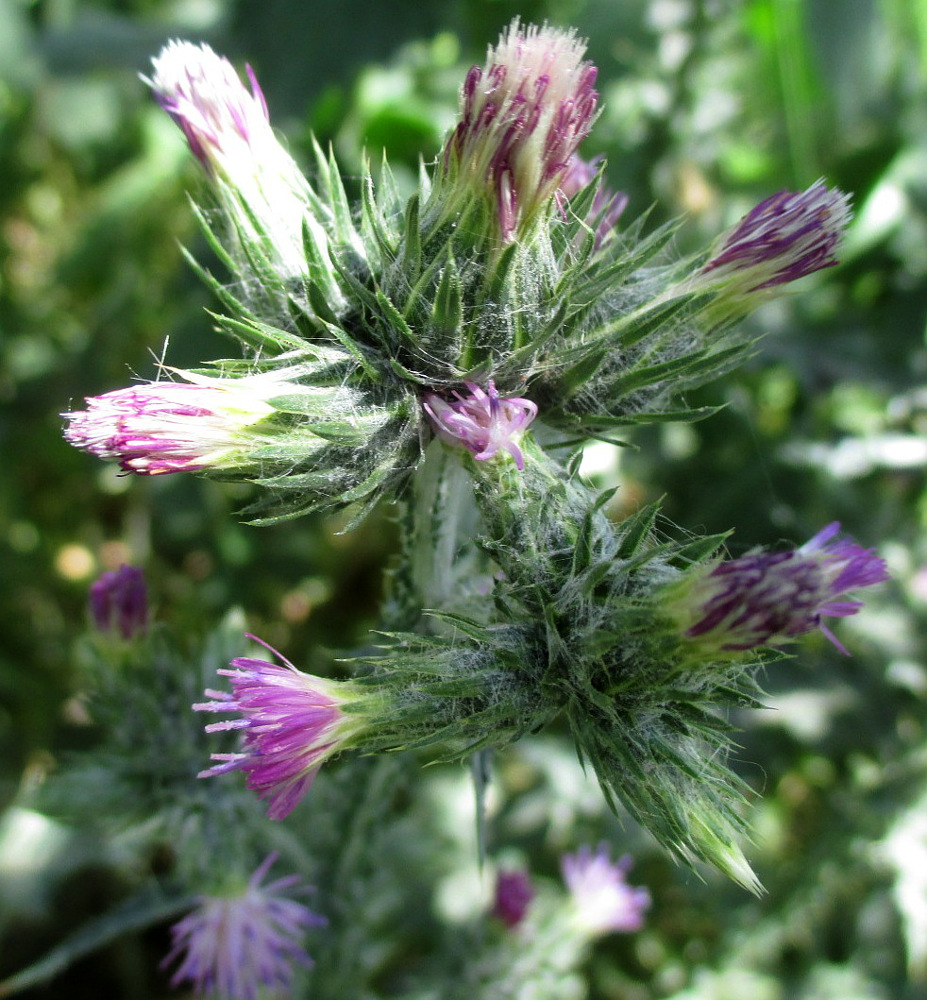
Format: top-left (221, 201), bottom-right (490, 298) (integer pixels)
top-left (431, 250), bottom-right (463, 341)
top-left (326, 144), bottom-right (359, 248)
top-left (188, 196), bottom-right (240, 277)
top-left (572, 487), bottom-right (619, 576)
top-left (360, 170), bottom-right (398, 264)
top-left (585, 292), bottom-right (705, 355)
top-left (615, 499), bottom-right (662, 559)
top-left (399, 194), bottom-right (422, 282)
top-left (207, 311), bottom-right (313, 353)
top-left (304, 282), bottom-right (379, 378)
top-left (556, 346), bottom-right (610, 395)
top-left (568, 217), bottom-right (681, 303)
top-left (180, 248), bottom-right (260, 324)
top-left (495, 299), bottom-right (571, 377)
top-left (376, 288), bottom-right (418, 351)
top-left (480, 240), bottom-right (519, 305)
top-left (672, 532), bottom-right (731, 565)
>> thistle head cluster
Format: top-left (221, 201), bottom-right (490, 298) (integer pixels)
top-left (59, 22), bottom-right (888, 893)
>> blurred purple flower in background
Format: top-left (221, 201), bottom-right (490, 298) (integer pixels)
top-left (561, 844), bottom-right (650, 935)
top-left (492, 869), bottom-right (535, 928)
top-left (89, 565), bottom-right (148, 639)
top-left (162, 853), bottom-right (324, 999)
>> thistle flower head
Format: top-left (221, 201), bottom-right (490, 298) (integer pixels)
top-left (63, 372), bottom-right (282, 476)
top-left (162, 853), bottom-right (324, 999)
top-left (423, 380), bottom-right (537, 470)
top-left (440, 19), bottom-right (598, 240)
top-left (492, 869), bottom-right (534, 928)
top-left (672, 522), bottom-right (888, 656)
top-left (697, 181), bottom-right (851, 297)
top-left (146, 41), bottom-right (315, 283)
top-left (561, 845), bottom-right (650, 935)
top-left (89, 564), bottom-right (149, 639)
top-left (194, 635), bottom-right (372, 820)
top-left (147, 41), bottom-right (271, 175)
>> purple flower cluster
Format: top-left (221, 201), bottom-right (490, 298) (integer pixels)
top-left (162, 853), bottom-right (324, 1000)
top-left (683, 522), bottom-right (888, 655)
top-left (561, 844), bottom-right (650, 935)
top-left (195, 635), bottom-right (367, 820)
top-left (700, 181), bottom-right (851, 292)
top-left (89, 565), bottom-right (148, 639)
top-left (445, 20), bottom-right (598, 239)
top-left (423, 381), bottom-right (538, 470)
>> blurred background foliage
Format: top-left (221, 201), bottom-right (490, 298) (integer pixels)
top-left (2, 0), bottom-right (927, 997)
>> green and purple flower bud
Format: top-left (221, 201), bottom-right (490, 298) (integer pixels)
top-left (438, 20), bottom-right (598, 241)
top-left (162, 853), bottom-right (324, 999)
top-left (63, 371), bottom-right (290, 476)
top-left (695, 181), bottom-right (851, 304)
top-left (423, 380), bottom-right (538, 470)
top-left (146, 41), bottom-right (325, 287)
top-left (667, 522), bottom-right (888, 656)
top-left (195, 635), bottom-right (378, 820)
top-left (89, 565), bottom-right (149, 640)
top-left (561, 845), bottom-right (650, 936)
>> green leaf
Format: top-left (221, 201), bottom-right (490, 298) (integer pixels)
top-left (431, 250), bottom-right (463, 341)
top-left (568, 217), bottom-right (680, 304)
top-left (0, 885), bottom-right (193, 997)
top-left (376, 288), bottom-right (418, 350)
top-left (399, 194), bottom-right (422, 282)
top-left (615, 499), bottom-right (662, 559)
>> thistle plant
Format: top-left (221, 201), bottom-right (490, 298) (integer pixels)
top-left (40, 16), bottom-right (893, 1000)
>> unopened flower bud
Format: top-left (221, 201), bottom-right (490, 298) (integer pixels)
top-left (437, 19), bottom-right (599, 241)
top-left (63, 372), bottom-right (284, 476)
top-left (667, 522), bottom-right (888, 656)
top-left (492, 869), bottom-right (534, 928)
top-left (146, 40), bottom-right (322, 286)
top-left (696, 181), bottom-right (851, 303)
